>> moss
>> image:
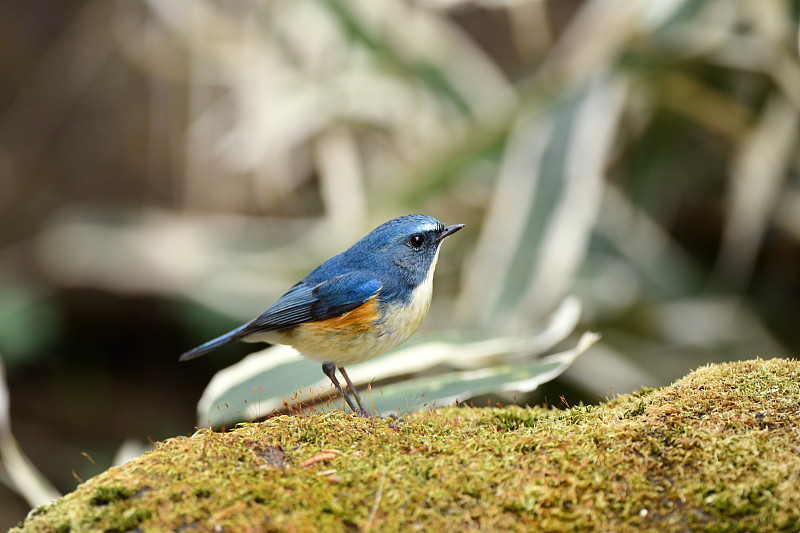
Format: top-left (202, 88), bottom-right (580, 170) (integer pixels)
top-left (111, 508), bottom-right (152, 532)
top-left (192, 487), bottom-right (213, 499)
top-left (12, 358), bottom-right (800, 532)
top-left (88, 486), bottom-right (132, 506)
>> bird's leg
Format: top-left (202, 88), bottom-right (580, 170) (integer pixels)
top-left (340, 367), bottom-right (404, 423)
top-left (339, 367), bottom-right (370, 416)
top-left (321, 362), bottom-right (363, 416)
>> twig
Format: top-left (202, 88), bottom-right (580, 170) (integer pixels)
top-left (363, 467), bottom-right (388, 532)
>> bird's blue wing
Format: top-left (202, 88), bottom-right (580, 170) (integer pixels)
top-left (244, 271), bottom-right (382, 332)
top-left (178, 271), bottom-right (381, 362)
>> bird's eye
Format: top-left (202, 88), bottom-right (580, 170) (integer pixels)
top-left (408, 234), bottom-right (425, 248)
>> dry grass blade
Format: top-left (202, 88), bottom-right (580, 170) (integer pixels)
top-left (519, 73), bottom-right (628, 321)
top-left (714, 94), bottom-right (799, 287)
top-left (0, 354), bottom-right (61, 507)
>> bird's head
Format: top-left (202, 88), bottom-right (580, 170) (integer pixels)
top-left (347, 214), bottom-right (464, 287)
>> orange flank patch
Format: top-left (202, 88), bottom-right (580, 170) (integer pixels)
top-left (303, 296), bottom-right (380, 336)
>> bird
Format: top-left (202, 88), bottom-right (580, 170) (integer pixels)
top-left (179, 214), bottom-right (464, 418)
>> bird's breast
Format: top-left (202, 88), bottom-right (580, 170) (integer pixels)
top-left (379, 260), bottom-right (436, 341)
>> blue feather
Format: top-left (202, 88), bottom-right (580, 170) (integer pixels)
top-left (178, 323), bottom-right (251, 361)
top-left (246, 271), bottom-right (381, 331)
top-left (179, 271), bottom-right (382, 361)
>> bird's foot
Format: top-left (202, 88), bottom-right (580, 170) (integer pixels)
top-left (355, 409), bottom-right (404, 425)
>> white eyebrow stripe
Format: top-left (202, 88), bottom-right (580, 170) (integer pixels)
top-left (415, 222), bottom-right (442, 233)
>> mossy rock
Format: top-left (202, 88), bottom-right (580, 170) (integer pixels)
top-left (13, 358), bottom-right (800, 532)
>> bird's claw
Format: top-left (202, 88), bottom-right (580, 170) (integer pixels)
top-left (355, 409), bottom-right (404, 424)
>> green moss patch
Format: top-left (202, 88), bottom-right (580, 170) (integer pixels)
top-left (88, 486), bottom-right (132, 506)
top-left (13, 358), bottom-right (800, 532)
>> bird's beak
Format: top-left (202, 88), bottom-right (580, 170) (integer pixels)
top-left (438, 223), bottom-right (465, 241)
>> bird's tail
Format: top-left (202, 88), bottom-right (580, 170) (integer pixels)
top-left (178, 325), bottom-right (249, 362)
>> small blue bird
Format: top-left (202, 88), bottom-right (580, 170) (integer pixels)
top-left (180, 214), bottom-right (464, 417)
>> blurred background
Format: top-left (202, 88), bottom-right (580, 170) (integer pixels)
top-left (2, 0), bottom-right (800, 526)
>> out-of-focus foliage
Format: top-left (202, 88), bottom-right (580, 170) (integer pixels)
top-left (0, 354), bottom-right (61, 506)
top-left (1, 0), bottom-right (800, 525)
